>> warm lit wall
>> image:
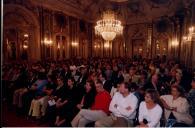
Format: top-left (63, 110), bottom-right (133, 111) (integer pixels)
top-left (3, 3), bottom-right (40, 62)
top-left (3, 0), bottom-right (195, 70)
top-left (3, 0), bottom-right (93, 62)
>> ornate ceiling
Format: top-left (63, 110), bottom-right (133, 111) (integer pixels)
top-left (30, 0), bottom-right (194, 24)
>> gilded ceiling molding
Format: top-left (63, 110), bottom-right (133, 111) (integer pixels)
top-left (29, 0), bottom-right (194, 25)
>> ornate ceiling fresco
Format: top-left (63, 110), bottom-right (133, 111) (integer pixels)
top-left (30, 0), bottom-right (194, 24)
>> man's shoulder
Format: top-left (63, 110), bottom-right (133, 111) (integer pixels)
top-left (129, 93), bottom-right (138, 101)
top-left (101, 90), bottom-right (111, 98)
top-left (114, 91), bottom-right (120, 95)
top-left (112, 92), bottom-right (121, 98)
top-left (139, 101), bottom-right (145, 106)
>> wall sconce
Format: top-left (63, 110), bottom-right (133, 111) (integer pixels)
top-left (189, 26), bottom-right (194, 34)
top-left (183, 36), bottom-right (187, 41)
top-left (163, 48), bottom-right (166, 51)
top-left (138, 48), bottom-right (143, 53)
top-left (156, 44), bottom-right (160, 50)
top-left (94, 44), bottom-right (100, 49)
top-left (23, 44), bottom-right (28, 49)
top-left (183, 26), bottom-right (194, 42)
top-left (183, 35), bottom-right (192, 42)
top-left (24, 34), bottom-right (29, 38)
top-left (104, 42), bottom-right (110, 48)
top-left (171, 39), bottom-right (179, 47)
top-left (43, 38), bottom-right (53, 46)
top-left (71, 42), bottom-right (78, 47)
top-left (187, 36), bottom-right (192, 41)
top-left (189, 26), bottom-right (195, 40)
top-left (123, 43), bottom-right (125, 48)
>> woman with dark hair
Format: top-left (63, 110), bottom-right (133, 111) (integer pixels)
top-left (144, 73), bottom-right (163, 94)
top-left (137, 89), bottom-right (163, 127)
top-left (71, 79), bottom-right (111, 127)
top-left (54, 77), bottom-right (79, 126)
top-left (160, 85), bottom-right (193, 127)
top-left (77, 80), bottom-right (96, 109)
top-left (43, 76), bottom-right (66, 124)
top-left (74, 80), bottom-right (96, 116)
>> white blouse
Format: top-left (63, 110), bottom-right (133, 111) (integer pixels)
top-left (160, 95), bottom-right (193, 124)
top-left (138, 101), bottom-right (163, 127)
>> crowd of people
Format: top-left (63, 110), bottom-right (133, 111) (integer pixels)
top-left (2, 56), bottom-right (195, 127)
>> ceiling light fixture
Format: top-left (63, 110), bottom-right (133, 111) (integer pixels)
top-left (95, 10), bottom-right (123, 42)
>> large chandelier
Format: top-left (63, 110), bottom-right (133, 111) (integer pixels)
top-left (95, 10), bottom-right (123, 41)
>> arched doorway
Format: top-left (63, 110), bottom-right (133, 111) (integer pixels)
top-left (55, 35), bottom-right (67, 60)
top-left (3, 4), bottom-right (40, 62)
top-left (153, 33), bottom-right (169, 57)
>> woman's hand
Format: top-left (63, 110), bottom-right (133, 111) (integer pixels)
top-left (56, 102), bottom-right (61, 108)
top-left (126, 106), bottom-right (131, 111)
top-left (77, 104), bottom-right (83, 109)
top-left (62, 100), bottom-right (68, 105)
top-left (160, 98), bottom-right (171, 110)
top-left (169, 106), bottom-right (177, 111)
top-left (171, 107), bottom-right (177, 112)
top-left (57, 98), bottom-right (61, 103)
top-left (56, 98), bottom-right (62, 108)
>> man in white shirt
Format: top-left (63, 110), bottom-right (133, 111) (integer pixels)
top-left (95, 82), bottom-right (138, 127)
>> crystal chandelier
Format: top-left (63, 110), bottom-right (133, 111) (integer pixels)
top-left (95, 10), bottom-right (123, 41)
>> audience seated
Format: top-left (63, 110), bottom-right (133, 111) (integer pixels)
top-left (73, 80), bottom-right (96, 116)
top-left (71, 79), bottom-right (111, 127)
top-left (98, 72), bottom-right (113, 93)
top-left (144, 73), bottom-right (163, 94)
top-left (54, 77), bottom-right (78, 126)
top-left (95, 82), bottom-right (138, 127)
top-left (44, 77), bottom-right (66, 124)
top-left (22, 72), bottom-right (48, 114)
top-left (28, 75), bottom-right (56, 118)
top-left (3, 56), bottom-right (195, 127)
